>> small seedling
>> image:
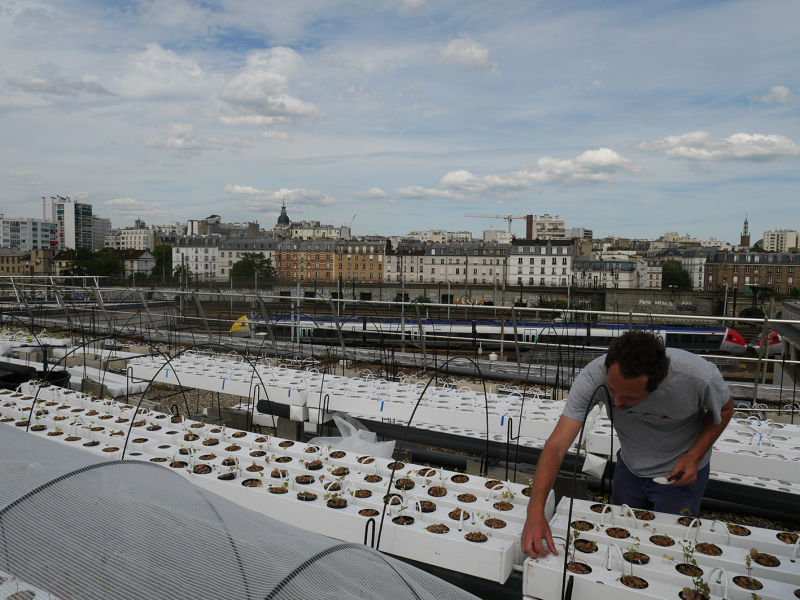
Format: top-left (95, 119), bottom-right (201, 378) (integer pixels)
top-left (680, 507), bottom-right (692, 518)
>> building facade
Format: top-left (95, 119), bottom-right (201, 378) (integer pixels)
top-left (92, 216), bottom-right (112, 251)
top-left (532, 214), bottom-right (566, 240)
top-left (763, 230), bottom-right (800, 253)
top-left (0, 217), bottom-right (58, 250)
top-left (334, 239), bottom-right (387, 284)
top-left (219, 237), bottom-right (277, 279)
top-left (706, 251), bottom-right (799, 295)
top-left (105, 220), bottom-right (156, 252)
top-left (508, 240), bottom-right (574, 287)
top-left (51, 197), bottom-right (93, 250)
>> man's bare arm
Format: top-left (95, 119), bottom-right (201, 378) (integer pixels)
top-left (520, 415), bottom-right (583, 558)
top-left (669, 396), bottom-right (733, 486)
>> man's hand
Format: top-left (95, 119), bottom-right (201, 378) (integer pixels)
top-left (521, 511), bottom-right (559, 558)
top-left (668, 454), bottom-right (700, 486)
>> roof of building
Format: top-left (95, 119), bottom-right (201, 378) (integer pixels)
top-left (277, 201), bottom-right (290, 226)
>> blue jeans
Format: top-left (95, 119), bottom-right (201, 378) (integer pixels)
top-left (611, 453), bottom-right (710, 517)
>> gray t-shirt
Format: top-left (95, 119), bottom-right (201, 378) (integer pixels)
top-left (562, 348), bottom-right (731, 478)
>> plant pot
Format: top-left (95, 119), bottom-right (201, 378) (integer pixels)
top-left (31, 425), bottom-right (46, 432)
top-left (184, 434), bottom-right (199, 442)
top-left (150, 457), bottom-right (167, 463)
top-left (606, 527), bottom-right (630, 539)
top-left (47, 431), bottom-right (64, 437)
top-left (751, 551), bottom-right (780, 567)
top-left (331, 467), bottom-right (349, 477)
top-left (465, 532), bottom-right (487, 543)
top-left (242, 479), bottom-right (262, 487)
top-left (305, 460), bottom-right (322, 470)
top-left (570, 520), bottom-right (593, 531)
top-left (298, 492), bottom-right (317, 502)
top-left (327, 499), bottom-right (348, 509)
top-left (275, 456), bottom-right (292, 463)
top-left (84, 441), bottom-right (100, 447)
top-left (193, 465), bottom-right (212, 475)
top-left (566, 562), bottom-right (592, 575)
top-left (355, 489), bottom-right (372, 499)
top-left (481, 516), bottom-right (508, 531)
top-left (395, 478), bottom-right (415, 491)
top-left (777, 532), bottom-right (798, 544)
top-left (225, 445), bottom-right (241, 452)
top-left (449, 508), bottom-right (469, 521)
top-left (179, 448), bottom-right (190, 456)
top-left (170, 461), bottom-right (188, 468)
top-left (364, 475), bottom-right (383, 483)
top-left (619, 575), bottom-right (648, 589)
top-left (418, 468), bottom-right (434, 476)
top-left (270, 469), bottom-right (288, 478)
top-left (420, 501), bottom-right (436, 513)
top-left (357, 456), bottom-right (374, 464)
top-left (217, 472), bottom-right (236, 481)
top-left (427, 523), bottom-right (449, 534)
top-left (387, 461), bottom-right (405, 470)
top-left (102, 446), bottom-right (119, 453)
top-left (246, 465), bottom-right (264, 473)
top-left (428, 486), bottom-right (447, 497)
top-left (232, 431), bottom-right (246, 439)
top-left (694, 542), bottom-right (721, 556)
top-left (392, 515), bottom-right (415, 526)
top-left (132, 438), bottom-right (148, 444)
top-left (650, 535), bottom-right (675, 547)
top-left (359, 508), bottom-right (379, 516)
top-left (199, 453), bottom-right (216, 461)
top-left (65, 436), bottom-right (81, 442)
top-left (14, 421), bottom-right (29, 427)
top-left (383, 493), bottom-right (402, 506)
top-left (623, 552), bottom-right (650, 565)
top-left (279, 441), bottom-right (294, 448)
top-left (574, 539), bottom-right (596, 553)
top-left (732, 576), bottom-right (763, 590)
top-left (727, 524), bottom-right (751, 536)
top-left (250, 451), bottom-right (267, 457)
top-left (146, 425), bottom-right (162, 431)
top-left (221, 458), bottom-right (236, 467)
top-left (202, 438), bottom-right (219, 447)
top-left (493, 501), bottom-right (513, 511)
top-left (330, 451), bottom-right (346, 459)
top-left (295, 475), bottom-right (314, 485)
top-left (451, 474), bottom-right (469, 484)
top-left (676, 564), bottom-right (703, 577)
top-left (269, 487), bottom-right (288, 494)
top-left (457, 493), bottom-right (476, 503)
top-left (677, 517), bottom-right (701, 527)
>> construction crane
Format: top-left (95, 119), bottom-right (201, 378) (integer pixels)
top-left (464, 213), bottom-right (527, 234)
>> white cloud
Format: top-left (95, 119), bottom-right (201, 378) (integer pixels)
top-left (103, 197), bottom-right (170, 217)
top-left (218, 47), bottom-right (325, 126)
top-left (261, 130), bottom-right (292, 141)
top-left (638, 131), bottom-right (800, 161)
top-left (355, 187), bottom-right (388, 198)
top-left (439, 34), bottom-right (500, 79)
top-left (111, 44), bottom-right (217, 100)
top-left (395, 148), bottom-right (643, 201)
top-left (224, 184), bottom-right (335, 212)
top-left (751, 85), bottom-right (799, 104)
top-left (7, 74), bottom-right (112, 96)
top-left (384, 0), bottom-right (428, 14)
top-left (142, 124), bottom-right (250, 154)
top-left (7, 169), bottom-right (44, 185)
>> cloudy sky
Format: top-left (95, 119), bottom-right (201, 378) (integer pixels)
top-left (1, 0), bottom-right (798, 241)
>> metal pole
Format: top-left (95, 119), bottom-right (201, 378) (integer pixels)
top-left (511, 306), bottom-right (521, 374)
top-left (401, 249), bottom-right (405, 352)
top-left (722, 282), bottom-right (728, 327)
top-left (762, 297), bottom-right (774, 385)
top-left (447, 281), bottom-right (450, 320)
top-left (752, 313), bottom-right (769, 403)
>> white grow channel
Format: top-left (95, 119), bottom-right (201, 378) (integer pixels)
top-left (0, 385), bottom-right (547, 584)
top-left (523, 497), bottom-right (800, 600)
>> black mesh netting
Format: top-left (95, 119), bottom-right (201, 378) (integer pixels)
top-left (0, 426), bottom-right (479, 600)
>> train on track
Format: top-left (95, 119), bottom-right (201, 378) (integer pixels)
top-left (230, 315), bottom-right (767, 356)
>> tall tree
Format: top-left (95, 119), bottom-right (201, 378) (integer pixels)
top-left (67, 248), bottom-right (122, 278)
top-left (230, 253), bottom-right (276, 280)
top-left (661, 259), bottom-right (692, 289)
top-left (153, 244), bottom-right (172, 280)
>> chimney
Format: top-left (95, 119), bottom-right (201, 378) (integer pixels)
top-left (526, 215), bottom-right (533, 239)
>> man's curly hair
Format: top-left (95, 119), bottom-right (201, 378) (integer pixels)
top-left (604, 331), bottom-right (669, 392)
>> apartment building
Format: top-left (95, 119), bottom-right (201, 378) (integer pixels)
top-left (707, 251), bottom-right (799, 295)
top-left (105, 220), bottom-right (156, 251)
top-left (51, 197), bottom-right (93, 250)
top-left (0, 249), bottom-right (30, 275)
top-left (334, 239), bottom-right (387, 283)
top-left (573, 254), bottom-right (661, 289)
top-left (0, 216), bottom-right (58, 250)
top-left (92, 216), bottom-right (112, 251)
top-left (406, 230), bottom-right (472, 243)
top-left (219, 237), bottom-right (277, 279)
top-left (508, 239), bottom-right (574, 287)
top-left (287, 221), bottom-right (350, 241)
top-left (172, 236), bottom-right (223, 280)
top-left (386, 241), bottom-right (510, 285)
top-left (531, 214), bottom-right (565, 240)
top-left (763, 230), bottom-right (800, 253)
